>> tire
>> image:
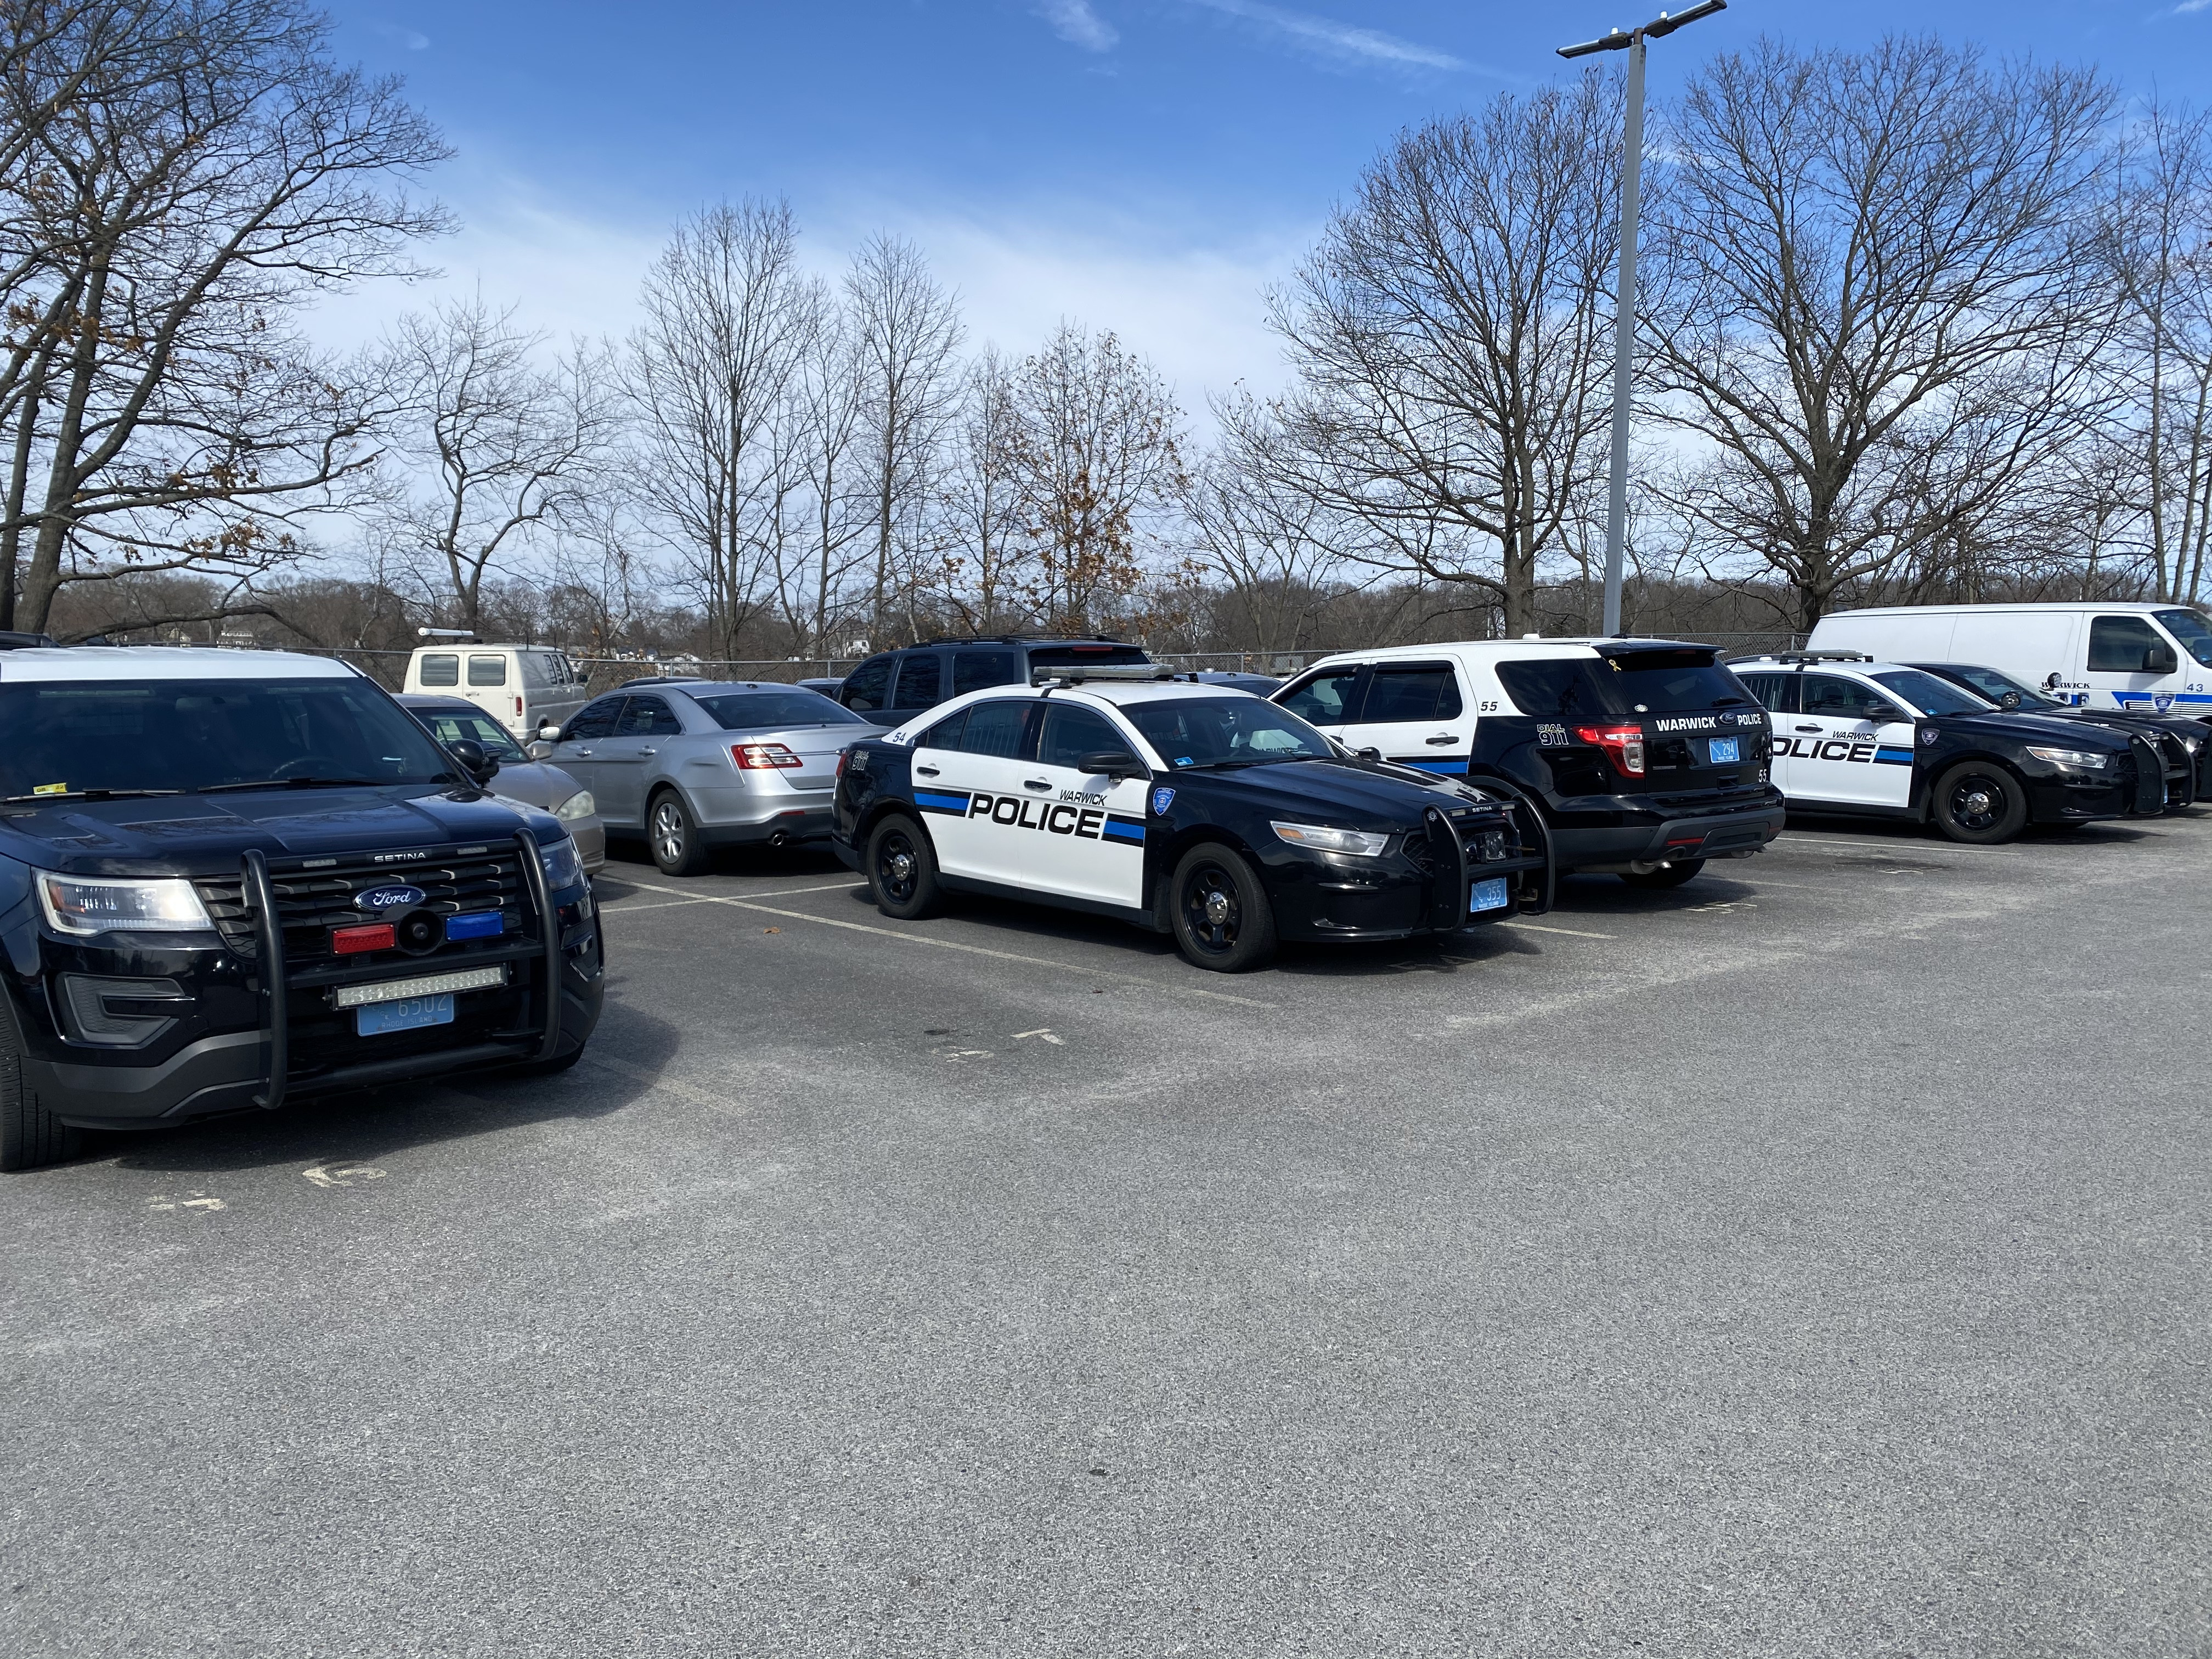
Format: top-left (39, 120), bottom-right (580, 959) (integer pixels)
top-left (1621, 858), bottom-right (1705, 890)
top-left (647, 789), bottom-right (712, 877)
top-left (1169, 843), bottom-right (1278, 973)
top-left (510, 1047), bottom-right (584, 1077)
top-left (0, 995), bottom-right (82, 1173)
top-left (1933, 762), bottom-right (2029, 845)
top-left (867, 815), bottom-right (944, 920)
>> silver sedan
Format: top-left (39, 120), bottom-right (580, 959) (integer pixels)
top-left (397, 694), bottom-right (606, 873)
top-left (537, 680), bottom-right (883, 876)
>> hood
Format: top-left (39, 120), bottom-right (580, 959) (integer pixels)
top-left (0, 785), bottom-right (557, 877)
top-left (1945, 710), bottom-right (2132, 749)
top-left (1188, 757), bottom-right (1502, 825)
top-left (487, 761), bottom-right (587, 815)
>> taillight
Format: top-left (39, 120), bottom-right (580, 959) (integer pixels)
top-left (1575, 725), bottom-right (1647, 777)
top-left (732, 743), bottom-right (804, 770)
top-left (515, 696), bottom-right (523, 716)
top-left (834, 749), bottom-right (849, 778)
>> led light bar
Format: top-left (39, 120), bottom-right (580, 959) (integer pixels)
top-left (1028, 665), bottom-right (1177, 685)
top-left (333, 964), bottom-right (508, 1009)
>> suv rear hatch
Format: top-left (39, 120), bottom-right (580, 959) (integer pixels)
top-left (1498, 647), bottom-right (1770, 800)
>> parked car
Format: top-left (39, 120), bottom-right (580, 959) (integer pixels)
top-left (1902, 662), bottom-right (2203, 805)
top-left (540, 681), bottom-right (884, 875)
top-left (1190, 669), bottom-right (1284, 696)
top-left (0, 646), bottom-right (602, 1171)
top-left (1806, 601), bottom-right (2212, 725)
top-left (1272, 639), bottom-right (1784, 887)
top-left (797, 676), bottom-right (845, 698)
top-left (836, 636), bottom-right (1152, 728)
top-left (403, 642), bottom-right (593, 740)
top-left (397, 695), bottom-right (606, 872)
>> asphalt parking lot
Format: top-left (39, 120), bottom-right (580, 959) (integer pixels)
top-left (4, 810), bottom-right (2207, 1658)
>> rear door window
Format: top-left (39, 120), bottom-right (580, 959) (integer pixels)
top-left (1361, 664), bottom-right (1462, 723)
top-left (467, 653), bottom-right (509, 687)
top-left (953, 650), bottom-right (1022, 695)
top-left (1280, 667), bottom-right (1365, 725)
top-left (953, 700), bottom-right (1032, 758)
top-left (891, 652), bottom-right (945, 709)
top-left (417, 653), bottom-right (459, 688)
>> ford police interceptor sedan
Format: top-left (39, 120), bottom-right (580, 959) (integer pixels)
top-left (830, 670), bottom-right (1554, 972)
top-left (1733, 653), bottom-right (2168, 842)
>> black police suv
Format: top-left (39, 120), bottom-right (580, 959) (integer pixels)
top-left (831, 670), bottom-right (1554, 972)
top-left (1906, 661), bottom-right (2204, 805)
top-left (1732, 653), bottom-right (2165, 842)
top-left (0, 646), bottom-right (603, 1171)
top-left (837, 636), bottom-right (1152, 728)
top-left (1273, 640), bottom-right (1785, 889)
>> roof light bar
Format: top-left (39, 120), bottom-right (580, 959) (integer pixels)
top-left (1028, 665), bottom-right (1178, 686)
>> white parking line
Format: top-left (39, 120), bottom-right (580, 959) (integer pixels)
top-left (621, 878), bottom-right (1274, 1008)
top-left (1774, 834), bottom-right (1978, 856)
top-left (1499, 921), bottom-right (1615, 939)
top-left (600, 881), bottom-right (861, 915)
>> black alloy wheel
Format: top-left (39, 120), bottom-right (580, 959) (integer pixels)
top-left (648, 789), bottom-right (712, 876)
top-left (1933, 763), bottom-right (2028, 845)
top-left (1169, 843), bottom-right (1277, 973)
top-left (867, 815), bottom-right (943, 919)
top-left (1621, 858), bottom-right (1705, 890)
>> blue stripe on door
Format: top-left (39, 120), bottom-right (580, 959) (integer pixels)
top-left (1101, 817), bottom-right (1146, 843)
top-left (914, 789), bottom-right (971, 814)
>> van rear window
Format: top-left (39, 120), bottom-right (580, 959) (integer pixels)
top-left (467, 654), bottom-right (508, 687)
top-left (417, 653), bottom-right (459, 687)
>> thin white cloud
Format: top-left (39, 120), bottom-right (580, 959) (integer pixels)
top-left (372, 22), bottom-right (430, 51)
top-left (1035, 1), bottom-right (1119, 52)
top-left (1183, 0), bottom-right (1466, 72)
top-left (2170, 0), bottom-right (2208, 13)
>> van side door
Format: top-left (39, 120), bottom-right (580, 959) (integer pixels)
top-left (1336, 660), bottom-right (1474, 775)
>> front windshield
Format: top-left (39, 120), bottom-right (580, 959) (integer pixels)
top-left (1869, 669), bottom-right (1996, 717)
top-left (693, 690), bottom-right (871, 730)
top-left (2154, 609), bottom-right (2212, 667)
top-left (1939, 664), bottom-right (2061, 708)
top-left (0, 678), bottom-right (459, 800)
top-left (1122, 697), bottom-right (1335, 768)
top-left (411, 706), bottom-right (528, 760)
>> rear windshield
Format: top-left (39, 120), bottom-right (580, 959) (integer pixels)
top-left (1496, 651), bottom-right (1753, 718)
top-left (692, 690), bottom-right (871, 730)
top-left (1121, 697), bottom-right (1334, 768)
top-left (1, 678), bottom-right (457, 799)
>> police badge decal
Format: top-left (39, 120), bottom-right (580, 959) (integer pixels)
top-left (1150, 786), bottom-right (1176, 816)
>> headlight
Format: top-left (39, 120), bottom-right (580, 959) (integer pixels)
top-left (2181, 733), bottom-right (2203, 754)
top-left (538, 836), bottom-right (586, 890)
top-left (1271, 821), bottom-right (1391, 857)
top-left (37, 872), bottom-right (213, 936)
top-left (2025, 746), bottom-right (2110, 770)
top-left (554, 788), bottom-right (596, 821)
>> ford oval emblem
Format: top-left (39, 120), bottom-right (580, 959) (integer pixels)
top-left (357, 883), bottom-right (426, 913)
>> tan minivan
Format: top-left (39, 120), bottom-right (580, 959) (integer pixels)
top-left (403, 644), bottom-right (591, 739)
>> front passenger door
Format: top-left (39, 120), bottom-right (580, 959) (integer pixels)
top-left (595, 693), bottom-right (684, 826)
top-left (549, 695), bottom-right (627, 803)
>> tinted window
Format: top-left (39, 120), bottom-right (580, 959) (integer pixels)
top-left (1737, 672), bottom-right (1796, 714)
top-left (1039, 704), bottom-right (1135, 769)
top-left (1497, 653), bottom-right (1750, 716)
top-left (953, 650), bottom-right (1022, 696)
top-left (564, 697), bottom-right (625, 740)
top-left (692, 690), bottom-right (869, 730)
top-left (2088, 615), bottom-right (2166, 672)
top-left (1922, 663), bottom-right (2057, 708)
top-left (617, 695), bottom-right (683, 736)
top-left (1361, 664), bottom-right (1462, 724)
top-left (417, 653), bottom-right (459, 687)
top-left (1124, 698), bottom-right (1334, 767)
top-left (1026, 644), bottom-right (1149, 667)
top-left (467, 653), bottom-right (508, 687)
top-left (1801, 675), bottom-right (1880, 718)
top-left (1280, 668), bottom-right (1363, 725)
top-left (1, 679), bottom-right (456, 797)
top-left (1867, 670), bottom-right (1993, 717)
top-left (842, 655), bottom-right (894, 712)
top-left (917, 709), bottom-right (967, 750)
top-left (415, 708), bottom-right (528, 760)
top-left (953, 700), bottom-right (1030, 758)
top-left (891, 653), bottom-right (944, 709)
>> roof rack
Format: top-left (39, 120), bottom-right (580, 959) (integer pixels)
top-left (0, 629), bottom-right (59, 650)
top-left (1029, 664), bottom-right (1181, 687)
top-left (916, 634), bottom-right (1130, 647)
top-left (1758, 651), bottom-right (1874, 665)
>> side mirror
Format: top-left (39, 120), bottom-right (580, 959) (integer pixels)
top-left (1861, 704), bottom-right (1898, 725)
top-left (1997, 690), bottom-right (2022, 710)
top-left (524, 740), bottom-right (555, 760)
top-left (445, 738), bottom-right (499, 787)
top-left (1078, 749), bottom-right (1148, 780)
top-left (1357, 746), bottom-right (1383, 761)
top-left (2144, 646), bottom-right (2178, 674)
top-left (2041, 672), bottom-right (2061, 690)
top-left (537, 721), bottom-right (563, 742)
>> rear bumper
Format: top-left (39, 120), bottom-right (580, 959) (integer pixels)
top-left (693, 788), bottom-right (838, 845)
top-left (1552, 795), bottom-right (1785, 868)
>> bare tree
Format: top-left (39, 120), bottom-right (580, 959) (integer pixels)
top-left (845, 234), bottom-right (963, 630)
top-left (1647, 36), bottom-right (2118, 631)
top-left (1005, 322), bottom-right (1185, 635)
top-left (1251, 77), bottom-right (1623, 636)
top-left (627, 199), bottom-right (815, 660)
top-left (1184, 398), bottom-right (1344, 653)
top-left (377, 294), bottom-right (614, 632)
top-left (928, 344), bottom-right (1029, 634)
top-left (782, 295), bottom-right (870, 657)
top-left (0, 0), bottom-right (449, 635)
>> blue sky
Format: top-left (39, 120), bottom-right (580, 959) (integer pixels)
top-left (319, 1), bottom-right (2212, 405)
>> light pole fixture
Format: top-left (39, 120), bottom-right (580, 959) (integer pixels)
top-left (1559, 0), bottom-right (1726, 637)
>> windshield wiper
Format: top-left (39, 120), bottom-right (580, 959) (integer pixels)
top-left (195, 776), bottom-right (390, 793)
top-left (2, 787), bottom-right (184, 804)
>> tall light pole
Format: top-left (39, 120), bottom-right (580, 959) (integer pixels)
top-left (1559, 0), bottom-right (1726, 637)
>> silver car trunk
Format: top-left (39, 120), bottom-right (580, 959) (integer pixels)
top-left (742, 724), bottom-right (872, 791)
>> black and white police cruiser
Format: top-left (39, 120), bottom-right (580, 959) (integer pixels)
top-left (1733, 652), bottom-right (2170, 843)
top-left (830, 667), bottom-right (1554, 972)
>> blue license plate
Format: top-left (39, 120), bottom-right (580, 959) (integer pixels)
top-left (1708, 737), bottom-right (1741, 764)
top-left (356, 992), bottom-right (455, 1036)
top-left (1470, 877), bottom-right (1510, 913)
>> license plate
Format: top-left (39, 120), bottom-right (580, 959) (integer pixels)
top-left (1709, 737), bottom-right (1741, 764)
top-left (356, 993), bottom-right (454, 1036)
top-left (1470, 877), bottom-right (1510, 913)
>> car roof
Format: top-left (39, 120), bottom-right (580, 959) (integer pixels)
top-left (0, 646), bottom-right (357, 683)
top-left (1824, 601), bottom-right (2186, 617)
top-left (1301, 637), bottom-right (1719, 670)
top-left (1731, 655), bottom-right (1923, 676)
top-left (663, 680), bottom-right (840, 698)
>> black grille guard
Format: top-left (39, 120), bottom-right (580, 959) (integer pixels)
top-left (244, 829), bottom-right (564, 1110)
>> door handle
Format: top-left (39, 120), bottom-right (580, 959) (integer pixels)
top-left (1024, 779), bottom-right (1050, 791)
top-left (572, 747), bottom-right (593, 756)
top-left (639, 747), bottom-right (657, 755)
top-left (916, 765), bottom-right (940, 777)
top-left (1794, 724), bottom-right (1821, 733)
top-left (1425, 734), bottom-right (1457, 746)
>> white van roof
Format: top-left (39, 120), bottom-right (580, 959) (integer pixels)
top-left (1823, 601), bottom-right (2181, 618)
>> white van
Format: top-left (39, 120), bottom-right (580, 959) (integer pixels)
top-left (1807, 602), bottom-right (2212, 724)
top-left (402, 644), bottom-right (591, 739)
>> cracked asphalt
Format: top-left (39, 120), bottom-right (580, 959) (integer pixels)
top-left (4, 809), bottom-right (2207, 1657)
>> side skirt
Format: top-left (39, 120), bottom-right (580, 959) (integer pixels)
top-left (936, 873), bottom-right (1161, 932)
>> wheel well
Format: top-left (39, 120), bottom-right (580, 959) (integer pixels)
top-left (1927, 753), bottom-right (2031, 815)
top-left (1145, 826), bottom-right (1263, 926)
